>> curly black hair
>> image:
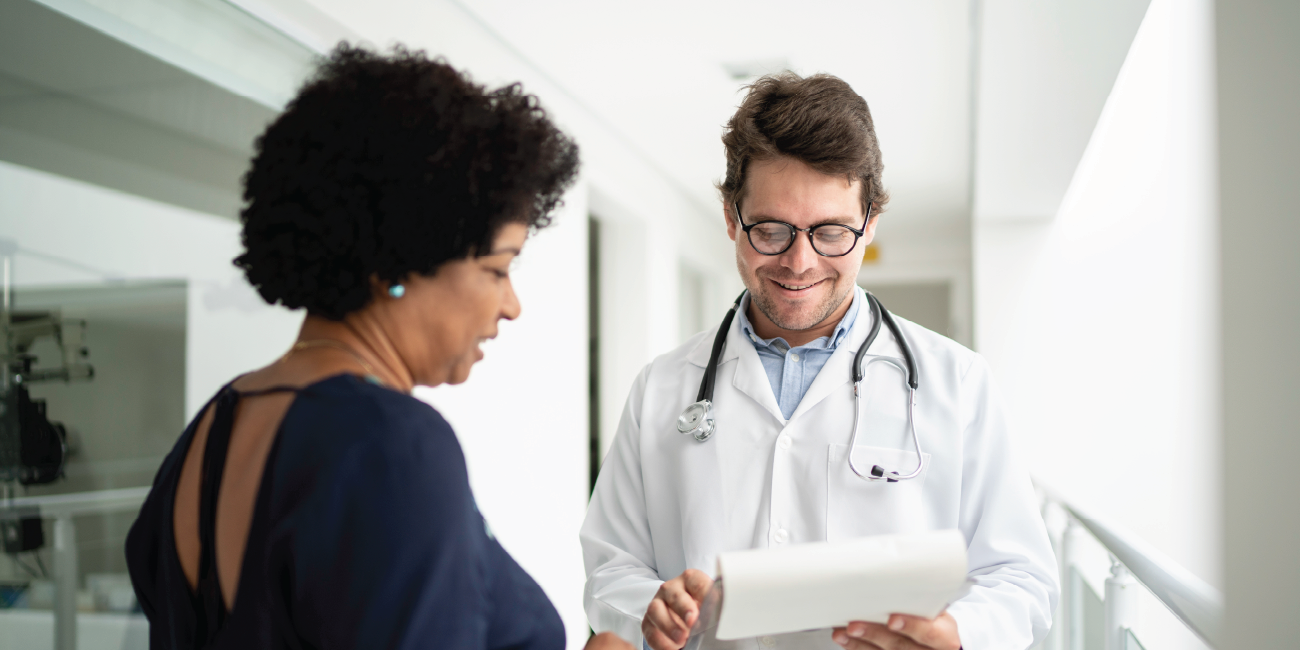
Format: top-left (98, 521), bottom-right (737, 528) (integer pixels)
top-left (235, 44), bottom-right (580, 319)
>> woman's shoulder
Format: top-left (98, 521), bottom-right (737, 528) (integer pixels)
top-left (274, 374), bottom-right (468, 493)
top-left (295, 375), bottom-right (453, 440)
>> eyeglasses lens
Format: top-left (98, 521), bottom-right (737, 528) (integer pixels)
top-left (749, 223), bottom-right (795, 254)
top-left (813, 226), bottom-right (856, 256)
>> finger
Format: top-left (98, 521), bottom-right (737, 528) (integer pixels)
top-left (886, 614), bottom-right (931, 646)
top-left (643, 624), bottom-right (685, 650)
top-left (846, 621), bottom-right (888, 640)
top-left (662, 584), bottom-right (700, 625)
top-left (643, 599), bottom-right (690, 644)
top-left (680, 569), bottom-right (714, 600)
top-left (848, 621), bottom-right (919, 650)
top-left (832, 628), bottom-right (887, 650)
top-left (886, 613), bottom-right (961, 650)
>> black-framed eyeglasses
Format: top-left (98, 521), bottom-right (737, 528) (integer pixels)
top-left (734, 201), bottom-right (873, 257)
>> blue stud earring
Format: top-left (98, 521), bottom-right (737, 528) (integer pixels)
top-left (388, 284), bottom-right (405, 298)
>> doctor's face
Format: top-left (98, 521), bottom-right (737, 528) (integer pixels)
top-left (725, 157), bottom-right (876, 339)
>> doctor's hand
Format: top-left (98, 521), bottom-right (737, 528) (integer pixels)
top-left (642, 569), bottom-right (713, 650)
top-left (832, 612), bottom-right (961, 650)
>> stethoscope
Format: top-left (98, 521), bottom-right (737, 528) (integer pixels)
top-left (676, 290), bottom-right (924, 482)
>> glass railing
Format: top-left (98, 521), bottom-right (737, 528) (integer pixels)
top-left (1038, 484), bottom-right (1222, 650)
top-left (1, 487), bottom-right (150, 650)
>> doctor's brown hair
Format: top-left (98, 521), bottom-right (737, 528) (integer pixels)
top-left (718, 72), bottom-right (889, 216)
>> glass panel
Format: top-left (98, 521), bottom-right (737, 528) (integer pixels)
top-left (1, 282), bottom-right (185, 649)
top-left (1082, 572), bottom-right (1105, 650)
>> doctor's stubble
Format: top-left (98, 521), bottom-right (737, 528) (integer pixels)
top-left (735, 244), bottom-right (858, 334)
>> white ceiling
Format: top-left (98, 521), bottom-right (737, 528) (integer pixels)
top-left (455, 0), bottom-right (977, 237)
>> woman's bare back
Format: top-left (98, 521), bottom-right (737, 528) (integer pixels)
top-left (172, 355), bottom-right (362, 609)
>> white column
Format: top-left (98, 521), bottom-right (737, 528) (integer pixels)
top-left (1103, 558), bottom-right (1138, 650)
top-left (1042, 501), bottom-right (1064, 650)
top-left (1059, 519), bottom-right (1086, 650)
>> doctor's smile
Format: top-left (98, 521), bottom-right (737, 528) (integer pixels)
top-left (771, 279), bottom-right (822, 292)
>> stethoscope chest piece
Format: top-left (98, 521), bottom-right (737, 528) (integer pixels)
top-left (678, 399), bottom-right (716, 442)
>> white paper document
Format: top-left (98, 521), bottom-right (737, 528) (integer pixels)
top-left (711, 530), bottom-right (969, 641)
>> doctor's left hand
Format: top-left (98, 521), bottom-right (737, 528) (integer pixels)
top-left (832, 612), bottom-right (961, 650)
top-left (642, 569), bottom-right (713, 650)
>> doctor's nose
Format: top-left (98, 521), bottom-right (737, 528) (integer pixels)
top-left (779, 231), bottom-right (820, 274)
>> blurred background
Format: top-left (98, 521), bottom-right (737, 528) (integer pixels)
top-left (0, 0), bottom-right (1294, 648)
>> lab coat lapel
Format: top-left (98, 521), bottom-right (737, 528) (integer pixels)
top-left (725, 318), bottom-right (787, 424)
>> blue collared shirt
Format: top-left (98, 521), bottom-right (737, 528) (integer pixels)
top-left (736, 289), bottom-right (863, 420)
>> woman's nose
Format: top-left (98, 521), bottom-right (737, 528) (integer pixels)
top-left (501, 280), bottom-right (522, 321)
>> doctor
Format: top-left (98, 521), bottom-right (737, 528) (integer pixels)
top-left (581, 72), bottom-right (1058, 650)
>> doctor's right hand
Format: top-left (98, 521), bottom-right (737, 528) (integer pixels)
top-left (642, 569), bottom-right (713, 650)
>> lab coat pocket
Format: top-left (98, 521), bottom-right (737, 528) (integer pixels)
top-left (826, 444), bottom-right (932, 541)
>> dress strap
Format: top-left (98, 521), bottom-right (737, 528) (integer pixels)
top-left (191, 383), bottom-right (301, 646)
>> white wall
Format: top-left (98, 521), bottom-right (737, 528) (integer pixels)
top-left (973, 0), bottom-right (1218, 647)
top-left (974, 0), bottom-right (1150, 223)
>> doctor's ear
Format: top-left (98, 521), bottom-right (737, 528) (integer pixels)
top-left (723, 203), bottom-right (739, 242)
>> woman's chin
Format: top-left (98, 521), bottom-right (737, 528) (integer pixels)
top-left (446, 357), bottom-right (479, 385)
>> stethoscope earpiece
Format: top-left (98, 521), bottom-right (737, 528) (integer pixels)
top-left (678, 290), bottom-right (925, 483)
top-left (869, 465), bottom-right (900, 483)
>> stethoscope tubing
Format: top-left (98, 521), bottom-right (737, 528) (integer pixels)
top-left (680, 289), bottom-right (925, 482)
top-left (847, 290), bottom-right (924, 481)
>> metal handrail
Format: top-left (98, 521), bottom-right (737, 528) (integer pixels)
top-left (0, 486), bottom-right (150, 519)
top-left (1040, 485), bottom-right (1223, 649)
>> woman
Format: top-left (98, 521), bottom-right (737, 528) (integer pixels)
top-left (126, 45), bottom-right (629, 650)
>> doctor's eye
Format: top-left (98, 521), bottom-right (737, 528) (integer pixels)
top-left (815, 227), bottom-right (851, 242)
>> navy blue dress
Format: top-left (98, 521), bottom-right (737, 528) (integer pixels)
top-left (126, 374), bottom-right (564, 650)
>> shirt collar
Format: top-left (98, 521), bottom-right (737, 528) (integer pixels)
top-left (737, 287), bottom-right (862, 352)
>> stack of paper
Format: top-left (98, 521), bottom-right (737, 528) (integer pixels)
top-left (705, 530), bottom-right (969, 641)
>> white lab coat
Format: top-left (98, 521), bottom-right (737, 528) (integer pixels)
top-left (581, 288), bottom-right (1059, 650)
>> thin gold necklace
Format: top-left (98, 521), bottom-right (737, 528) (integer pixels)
top-left (281, 339), bottom-right (383, 384)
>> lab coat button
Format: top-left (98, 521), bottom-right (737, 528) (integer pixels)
top-left (761, 636), bottom-right (776, 647)
top-left (774, 529), bottom-right (789, 544)
top-left (777, 435), bottom-right (792, 451)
